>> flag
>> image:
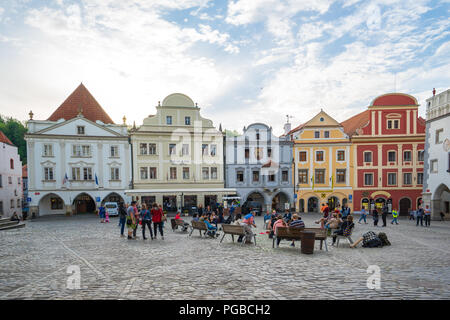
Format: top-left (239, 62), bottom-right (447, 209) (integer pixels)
top-left (331, 174), bottom-right (334, 190)
top-left (95, 173), bottom-right (99, 188)
top-left (63, 173), bottom-right (69, 188)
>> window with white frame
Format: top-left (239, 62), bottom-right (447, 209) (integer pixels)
top-left (336, 169), bottom-right (346, 183)
top-left (210, 144), bottom-right (217, 156)
top-left (140, 167), bottom-right (148, 180)
top-left (268, 171), bottom-right (276, 182)
top-left (169, 144), bottom-right (176, 156)
top-left (387, 119), bottom-right (399, 129)
top-left (314, 131), bottom-right (320, 138)
top-left (364, 173), bottom-right (374, 186)
top-left (403, 150), bottom-right (412, 162)
top-left (237, 170), bottom-right (244, 182)
top-left (43, 144), bottom-right (53, 156)
top-left (316, 151), bottom-right (324, 162)
top-left (44, 167), bottom-right (54, 181)
top-left (252, 170), bottom-right (260, 182)
top-left (77, 126), bottom-right (85, 134)
top-left (183, 167), bottom-right (189, 180)
top-left (388, 151), bottom-right (396, 162)
top-left (202, 144), bottom-right (209, 156)
top-left (299, 151), bottom-right (307, 162)
top-left (185, 116), bottom-right (191, 125)
top-left (149, 143), bottom-right (156, 155)
top-left (417, 150), bottom-right (424, 162)
top-left (298, 169), bottom-right (308, 184)
top-left (337, 150), bottom-right (345, 161)
top-left (324, 131), bottom-right (330, 138)
top-left (166, 116), bottom-right (172, 125)
top-left (8, 176), bottom-right (12, 184)
top-left (387, 172), bottom-right (397, 185)
top-left (364, 151), bottom-right (372, 163)
top-left (430, 159), bottom-right (438, 173)
top-left (140, 143), bottom-right (148, 155)
top-left (149, 167), bottom-right (157, 179)
top-left (211, 167), bottom-right (218, 179)
top-left (110, 145), bottom-right (119, 157)
top-left (170, 167), bottom-right (177, 179)
top-left (110, 167), bottom-right (120, 180)
top-left (182, 144), bottom-right (189, 156)
top-left (72, 145), bottom-right (91, 157)
top-left (417, 172), bottom-right (424, 185)
top-left (282, 170), bottom-right (288, 182)
top-left (202, 167), bottom-right (209, 180)
top-left (435, 129), bottom-right (443, 144)
top-left (403, 172), bottom-right (412, 185)
top-left (72, 167), bottom-right (81, 180)
top-left (83, 167), bottom-right (92, 180)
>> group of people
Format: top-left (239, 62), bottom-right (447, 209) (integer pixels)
top-left (358, 205), bottom-right (402, 227)
top-left (117, 201), bottom-right (166, 240)
top-left (408, 205), bottom-right (433, 227)
top-left (313, 203), bottom-right (355, 246)
top-left (264, 209), bottom-right (306, 247)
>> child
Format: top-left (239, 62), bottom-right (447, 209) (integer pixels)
top-left (105, 210), bottom-right (110, 223)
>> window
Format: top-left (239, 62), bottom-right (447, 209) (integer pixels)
top-left (403, 151), bottom-right (412, 162)
top-left (169, 144), bottom-right (176, 156)
top-left (252, 170), bottom-right (260, 182)
top-left (110, 167), bottom-right (120, 180)
top-left (149, 143), bottom-right (156, 155)
top-left (149, 167), bottom-right (157, 179)
top-left (403, 173), bottom-right (412, 185)
top-left (202, 144), bottom-right (209, 156)
top-left (256, 133), bottom-right (260, 140)
top-left (44, 167), bottom-right (54, 181)
top-left (10, 159), bottom-right (14, 169)
top-left (388, 151), bottom-right (396, 162)
top-left (72, 145), bottom-right (91, 157)
top-left (185, 116), bottom-right (191, 125)
top-left (0, 175), bottom-right (2, 188)
top-left (387, 119), bottom-right (399, 129)
top-left (337, 150), bottom-right (345, 161)
top-left (14, 189), bottom-right (17, 196)
top-left (11, 199), bottom-right (14, 208)
top-left (417, 150), bottom-right (424, 162)
top-left (17, 199), bottom-right (21, 208)
top-left (364, 151), bottom-right (372, 163)
top-left (77, 126), bottom-right (85, 134)
top-left (298, 169), bottom-right (308, 184)
top-left (140, 167), bottom-right (148, 180)
top-left (183, 167), bottom-right (190, 180)
top-left (268, 171), bottom-right (275, 182)
top-left (364, 173), bottom-right (374, 186)
top-left (316, 151), bottom-right (324, 162)
top-left (8, 176), bottom-right (12, 184)
top-left (417, 172), bottom-right (424, 185)
top-left (202, 167), bottom-right (209, 180)
top-left (256, 147), bottom-right (263, 160)
top-left (315, 131), bottom-right (320, 138)
top-left (268, 148), bottom-right (272, 158)
top-left (83, 167), bottom-right (92, 180)
top-left (430, 159), bottom-right (438, 173)
top-left (237, 170), bottom-right (244, 182)
top-left (436, 129), bottom-right (443, 144)
top-left (140, 143), bottom-right (148, 155)
top-left (170, 167), bottom-right (177, 179)
top-left (51, 197), bottom-right (63, 210)
top-left (166, 116), bottom-right (172, 125)
top-left (110, 146), bottom-right (119, 157)
top-left (43, 144), bottom-right (53, 156)
top-left (315, 169), bottom-right (325, 184)
top-left (210, 144), bottom-right (217, 156)
top-left (245, 148), bottom-right (249, 159)
top-left (282, 170), bottom-right (288, 182)
top-left (324, 131), bottom-right (330, 138)
top-left (182, 144), bottom-right (189, 156)
top-left (336, 169), bottom-right (346, 183)
top-left (299, 151), bottom-right (307, 162)
top-left (211, 167), bottom-right (218, 179)
top-left (388, 173), bottom-right (397, 185)
top-left (72, 167), bottom-right (81, 180)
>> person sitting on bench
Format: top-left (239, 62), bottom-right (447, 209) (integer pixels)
top-left (273, 215), bottom-right (287, 247)
top-left (331, 215), bottom-right (354, 246)
top-left (288, 214), bottom-right (305, 247)
top-left (204, 217), bottom-right (219, 237)
top-left (174, 211), bottom-right (190, 231)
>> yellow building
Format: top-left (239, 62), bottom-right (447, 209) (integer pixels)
top-left (289, 110), bottom-right (353, 213)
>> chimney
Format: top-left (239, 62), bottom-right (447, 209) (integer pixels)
top-left (284, 122), bottom-right (291, 135)
top-left (433, 88), bottom-right (436, 96)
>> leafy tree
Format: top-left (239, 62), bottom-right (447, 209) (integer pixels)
top-left (223, 129), bottom-right (240, 137)
top-left (0, 115), bottom-right (27, 164)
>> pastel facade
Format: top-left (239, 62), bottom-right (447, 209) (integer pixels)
top-left (290, 111), bottom-right (353, 213)
top-left (127, 93), bottom-right (234, 212)
top-left (224, 123), bottom-right (294, 212)
top-left (422, 88), bottom-right (450, 220)
top-left (25, 84), bottom-right (132, 217)
top-left (0, 132), bottom-right (23, 218)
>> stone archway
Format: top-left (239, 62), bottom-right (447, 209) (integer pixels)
top-left (38, 193), bottom-right (66, 216)
top-left (307, 197), bottom-right (319, 213)
top-left (432, 184), bottom-right (450, 219)
top-left (73, 193), bottom-right (96, 214)
top-left (272, 192), bottom-right (289, 211)
top-left (101, 192), bottom-right (124, 205)
top-left (399, 197), bottom-right (412, 216)
top-left (327, 196), bottom-right (340, 211)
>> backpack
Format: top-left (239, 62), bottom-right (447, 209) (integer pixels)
top-left (378, 232), bottom-right (391, 246)
top-left (363, 238), bottom-right (383, 248)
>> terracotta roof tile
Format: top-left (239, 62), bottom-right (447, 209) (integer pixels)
top-left (48, 83), bottom-right (114, 124)
top-left (371, 93), bottom-right (417, 106)
top-left (0, 130), bottom-right (14, 146)
top-left (340, 109), bottom-right (370, 136)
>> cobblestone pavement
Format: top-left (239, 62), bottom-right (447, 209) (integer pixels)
top-left (0, 213), bottom-right (449, 300)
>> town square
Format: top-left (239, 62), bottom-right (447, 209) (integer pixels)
top-left (0, 0), bottom-right (449, 304)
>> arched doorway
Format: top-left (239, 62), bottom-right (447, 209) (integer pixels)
top-left (361, 198), bottom-right (370, 210)
top-left (375, 197), bottom-right (386, 210)
top-left (399, 198), bottom-right (412, 216)
top-left (307, 197), bottom-right (319, 213)
top-left (272, 192), bottom-right (289, 211)
top-left (101, 192), bottom-right (124, 205)
top-left (432, 184), bottom-right (450, 218)
top-left (73, 193), bottom-right (96, 214)
top-left (299, 199), bottom-right (305, 213)
top-left (38, 193), bottom-right (65, 216)
top-left (245, 192), bottom-right (265, 214)
top-left (327, 196), bottom-right (340, 211)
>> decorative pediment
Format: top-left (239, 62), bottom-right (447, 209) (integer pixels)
top-left (68, 160), bottom-right (95, 167)
top-left (386, 113), bottom-right (402, 118)
top-left (40, 160), bottom-right (56, 166)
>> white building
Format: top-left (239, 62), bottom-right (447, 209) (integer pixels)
top-left (0, 131), bottom-right (23, 218)
top-left (423, 88), bottom-right (450, 220)
top-left (25, 83), bottom-right (132, 217)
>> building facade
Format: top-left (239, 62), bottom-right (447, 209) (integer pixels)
top-left (289, 110), bottom-right (353, 213)
top-left (127, 93), bottom-right (234, 212)
top-left (225, 123), bottom-right (293, 212)
top-left (25, 84), bottom-right (132, 217)
top-left (422, 88), bottom-right (450, 220)
top-left (0, 131), bottom-right (23, 218)
top-left (341, 93), bottom-right (425, 215)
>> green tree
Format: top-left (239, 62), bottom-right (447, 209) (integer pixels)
top-left (0, 115), bottom-right (27, 164)
top-left (223, 129), bottom-right (240, 137)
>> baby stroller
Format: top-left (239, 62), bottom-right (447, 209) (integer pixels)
top-left (204, 220), bottom-right (220, 238)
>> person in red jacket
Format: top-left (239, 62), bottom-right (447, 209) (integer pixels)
top-left (151, 203), bottom-right (164, 240)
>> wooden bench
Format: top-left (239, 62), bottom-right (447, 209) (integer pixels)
top-left (273, 227), bottom-right (328, 251)
top-left (189, 220), bottom-right (208, 237)
top-left (171, 218), bottom-right (189, 232)
top-left (220, 224), bottom-right (256, 246)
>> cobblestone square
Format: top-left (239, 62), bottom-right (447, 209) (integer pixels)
top-left (1, 214), bottom-right (449, 300)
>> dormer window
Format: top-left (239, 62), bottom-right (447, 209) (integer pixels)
top-left (166, 116), bottom-right (172, 125)
top-left (315, 131), bottom-right (320, 138)
top-left (387, 119), bottom-right (399, 129)
top-left (77, 126), bottom-right (85, 134)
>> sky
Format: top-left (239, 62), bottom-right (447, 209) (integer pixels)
top-left (0, 0), bottom-right (449, 136)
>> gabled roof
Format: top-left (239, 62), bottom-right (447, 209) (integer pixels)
top-left (0, 130), bottom-right (14, 146)
top-left (340, 109), bottom-right (370, 136)
top-left (371, 93), bottom-right (418, 107)
top-left (285, 123), bottom-right (305, 136)
top-left (48, 83), bottom-right (114, 124)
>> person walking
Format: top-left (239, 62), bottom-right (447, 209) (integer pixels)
top-left (391, 208), bottom-right (399, 225)
top-left (416, 206), bottom-right (424, 226)
top-left (372, 207), bottom-right (379, 227)
top-left (424, 205), bottom-right (431, 227)
top-left (118, 202), bottom-right (127, 237)
top-left (358, 207), bottom-right (368, 224)
top-left (381, 204), bottom-right (388, 227)
top-left (151, 203), bottom-right (164, 240)
top-left (98, 204), bottom-right (106, 223)
top-left (440, 211), bottom-right (445, 221)
top-left (132, 203), bottom-right (141, 239)
top-left (126, 201), bottom-right (137, 240)
top-left (141, 203), bottom-right (153, 240)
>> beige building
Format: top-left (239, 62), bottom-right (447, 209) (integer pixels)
top-left (127, 93), bottom-right (235, 212)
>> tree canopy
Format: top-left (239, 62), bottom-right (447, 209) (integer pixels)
top-left (0, 115), bottom-right (27, 164)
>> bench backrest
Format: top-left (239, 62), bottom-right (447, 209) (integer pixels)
top-left (191, 220), bottom-right (207, 230)
top-left (175, 219), bottom-right (185, 225)
top-left (222, 224), bottom-right (245, 235)
top-left (276, 226), bottom-right (304, 238)
top-left (303, 227), bottom-right (327, 238)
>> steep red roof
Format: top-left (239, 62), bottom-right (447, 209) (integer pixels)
top-left (285, 123), bottom-right (305, 136)
top-left (340, 109), bottom-right (370, 136)
top-left (0, 130), bottom-right (14, 146)
top-left (48, 83), bottom-right (114, 124)
top-left (22, 165), bottom-right (28, 178)
top-left (371, 93), bottom-right (417, 106)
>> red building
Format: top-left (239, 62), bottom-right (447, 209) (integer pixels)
top-left (341, 93), bottom-right (426, 215)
